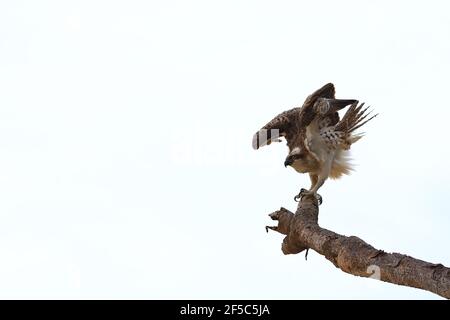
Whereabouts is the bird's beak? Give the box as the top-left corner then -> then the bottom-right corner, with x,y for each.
284,158 -> 293,167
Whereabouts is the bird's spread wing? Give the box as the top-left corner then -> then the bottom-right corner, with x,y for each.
335,102 -> 377,134
298,83 -> 336,128
300,83 -> 358,129
252,83 -> 335,150
252,83 -> 357,151
320,101 -> 377,150
252,107 -> 301,150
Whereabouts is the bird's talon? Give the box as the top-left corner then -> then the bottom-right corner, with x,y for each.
294,189 -> 323,205
316,194 -> 323,205
294,188 -> 308,202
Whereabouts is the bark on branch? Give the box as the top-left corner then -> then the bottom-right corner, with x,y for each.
266,196 -> 450,299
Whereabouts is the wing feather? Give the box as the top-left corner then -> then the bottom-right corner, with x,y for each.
252,107 -> 300,149
253,83 -> 336,150
252,83 -> 361,152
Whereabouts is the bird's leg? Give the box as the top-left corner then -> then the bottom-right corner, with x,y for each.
309,173 -> 318,190
295,159 -> 331,204
307,175 -> 326,205
309,173 -> 322,204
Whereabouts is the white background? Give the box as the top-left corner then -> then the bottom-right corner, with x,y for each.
0,0 -> 449,299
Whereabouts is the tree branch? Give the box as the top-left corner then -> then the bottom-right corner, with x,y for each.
266,196 -> 450,299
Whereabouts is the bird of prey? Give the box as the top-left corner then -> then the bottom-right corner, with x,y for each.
252,83 -> 376,204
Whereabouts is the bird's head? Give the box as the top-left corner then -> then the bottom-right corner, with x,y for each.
284,147 -> 307,168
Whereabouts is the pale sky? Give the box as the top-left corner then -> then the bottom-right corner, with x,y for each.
0,0 -> 449,299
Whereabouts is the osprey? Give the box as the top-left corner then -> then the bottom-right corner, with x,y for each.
252,83 -> 376,204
